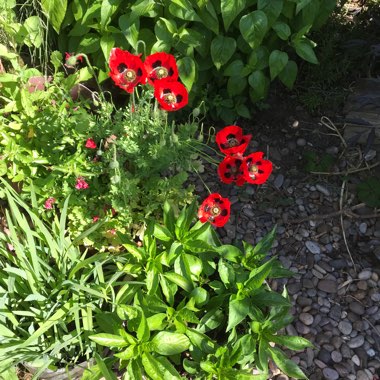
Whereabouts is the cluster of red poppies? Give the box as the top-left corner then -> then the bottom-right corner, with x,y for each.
109,48 -> 188,112
198,126 -> 273,228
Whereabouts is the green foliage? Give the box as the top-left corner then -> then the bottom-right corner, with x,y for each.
1,0 -> 336,123
357,177 -> 380,208
0,179 -> 119,373
303,150 -> 335,172
0,51 -> 202,246
88,201 -> 309,379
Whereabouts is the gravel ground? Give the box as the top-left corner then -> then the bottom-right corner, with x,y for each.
193,110 -> 380,380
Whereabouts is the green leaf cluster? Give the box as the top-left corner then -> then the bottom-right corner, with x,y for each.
1,0 -> 337,122
87,201 -> 311,379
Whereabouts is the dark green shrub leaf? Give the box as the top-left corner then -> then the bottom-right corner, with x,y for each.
244,226 -> 276,266
258,0 -> 283,27
248,47 -> 270,70
224,60 -> 248,77
269,334 -> 314,350
196,2 -> 219,34
221,0 -> 246,31
227,76 -> 247,97
154,18 -> 174,46
278,60 -> 298,89
211,35 -> 236,70
252,289 -> 290,308
357,178 -> 380,207
215,244 -> 243,263
186,328 -> 216,354
178,56 -> 196,91
119,14 -> 140,50
89,333 -> 129,348
239,11 -> 268,49
100,34 -> 115,61
152,332 -> 190,356
272,21 -> 291,40
41,0 -> 67,33
130,0 -> 156,22
236,103 -> 251,119
257,339 -> 269,372
183,359 -> 198,375
244,257 -> 276,291
227,296 -> 250,331
79,33 -> 101,54
269,50 -> 288,80
296,0 -> 313,15
248,70 -> 269,101
293,37 -> 318,64
101,0 -> 120,29
268,346 -> 308,379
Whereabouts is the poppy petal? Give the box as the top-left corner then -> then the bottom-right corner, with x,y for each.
216,125 -> 252,155
198,193 -> 231,227
144,52 -> 179,85
154,80 -> 188,112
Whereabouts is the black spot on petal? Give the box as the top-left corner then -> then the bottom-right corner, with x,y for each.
168,67 -> 174,76
137,68 -> 142,77
235,159 -> 242,167
258,169 -> 264,174
247,158 -> 252,164
226,164 -> 231,169
224,173 -> 231,178
117,63 -> 128,72
256,161 -> 262,166
226,134 -> 236,139
163,88 -> 171,94
221,209 -> 228,216
152,60 -> 162,68
176,94 -> 183,103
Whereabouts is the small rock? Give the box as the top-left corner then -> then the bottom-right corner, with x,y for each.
348,335 -> 365,349
358,270 -> 372,280
274,174 -> 284,188
322,367 -> 339,380
306,241 -> 321,254
352,354 -> 361,366
356,370 -> 371,380
318,279 -> 337,293
338,320 -> 353,335
316,184 -> 330,196
331,351 -> 342,363
299,312 -> 314,326
359,222 -> 367,234
333,362 -> 349,377
296,138 -> 306,146
349,301 -> 365,315
287,282 -> 301,295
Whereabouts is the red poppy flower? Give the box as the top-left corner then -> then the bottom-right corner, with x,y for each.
218,155 -> 246,186
85,138 -> 97,149
198,193 -> 231,227
243,152 -> 273,185
215,126 -> 252,155
109,48 -> 147,93
153,79 -> 188,112
144,52 -> 178,86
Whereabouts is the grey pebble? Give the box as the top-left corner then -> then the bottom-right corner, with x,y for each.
338,320 -> 353,335
316,184 -> 330,196
306,241 -> 321,254
322,367 -> 339,380
318,279 -> 338,293
348,335 -> 365,349
274,174 -> 284,188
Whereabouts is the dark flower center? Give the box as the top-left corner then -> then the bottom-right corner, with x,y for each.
248,164 -> 259,179
156,67 -> 168,79
162,90 -> 176,105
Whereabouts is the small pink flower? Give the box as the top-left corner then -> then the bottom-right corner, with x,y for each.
44,197 -> 56,209
92,216 -> 99,222
75,177 -> 89,190
65,52 -> 83,68
85,138 -> 97,149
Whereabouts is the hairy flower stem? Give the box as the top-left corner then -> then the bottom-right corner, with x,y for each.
81,53 -> 105,102
192,165 -> 212,195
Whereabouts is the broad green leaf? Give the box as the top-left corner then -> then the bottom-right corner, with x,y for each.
147,313 -> 167,331
218,259 -> 235,287
278,60 -> 297,89
130,0 -> 156,22
119,14 -> 140,50
163,201 -> 176,235
152,332 -> 190,355
190,287 -> 209,307
23,16 -> 43,48
268,346 -> 308,379
245,256 -> 276,291
258,0 -> 283,27
248,70 -> 269,101
227,76 -> 247,97
227,296 -> 250,331
257,339 -> 269,372
239,11 -> 268,49
269,50 -> 288,80
253,290 -> 290,308
186,327 -> 215,353
79,33 -> 101,54
216,244 -> 243,263
296,0 -> 312,14
160,274 -> 175,305
210,35 -> 236,70
196,2 -> 219,34
41,0 -> 67,33
244,226 -> 277,266
94,353 -> 118,380
236,104 -> 251,119
269,334 -> 314,350
154,19 -> 173,46
248,46 -> 270,70
293,37 -> 319,64
272,21 -> 291,40
101,0 -> 120,29
177,56 -> 196,91
221,0 -> 246,31
164,271 -> 193,292
224,60 -> 246,77
154,224 -> 174,242
142,352 -> 181,380
100,34 -> 115,62
89,333 -> 130,348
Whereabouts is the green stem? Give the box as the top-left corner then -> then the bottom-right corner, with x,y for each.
81,53 -> 104,101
